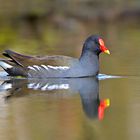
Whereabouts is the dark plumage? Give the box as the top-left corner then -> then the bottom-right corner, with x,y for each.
0,35 -> 110,78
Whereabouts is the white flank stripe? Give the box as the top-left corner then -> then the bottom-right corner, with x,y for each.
28,66 -> 36,71
33,83 -> 40,90
28,83 -> 36,88
41,65 -> 49,70
59,84 -> 69,89
47,84 -> 69,90
47,65 -> 70,70
28,65 -> 70,72
41,84 -> 49,91
0,61 -> 12,69
47,85 -> 59,90
27,83 -> 69,91
33,65 -> 41,70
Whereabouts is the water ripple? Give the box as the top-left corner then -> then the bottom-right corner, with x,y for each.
98,74 -> 122,80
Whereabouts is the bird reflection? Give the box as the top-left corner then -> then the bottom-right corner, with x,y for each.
0,77 -> 110,120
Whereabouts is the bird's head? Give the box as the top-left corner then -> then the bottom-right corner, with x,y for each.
83,35 -> 110,55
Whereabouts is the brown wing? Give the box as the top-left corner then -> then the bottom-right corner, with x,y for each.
3,50 -> 78,67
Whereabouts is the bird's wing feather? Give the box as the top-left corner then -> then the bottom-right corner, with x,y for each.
3,50 -> 78,67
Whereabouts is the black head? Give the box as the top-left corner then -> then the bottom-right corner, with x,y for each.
82,35 -> 110,55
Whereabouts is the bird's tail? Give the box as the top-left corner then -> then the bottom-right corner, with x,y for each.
0,59 -> 27,77
0,59 -> 13,70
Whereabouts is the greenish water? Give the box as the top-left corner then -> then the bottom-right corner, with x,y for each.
0,22 -> 140,140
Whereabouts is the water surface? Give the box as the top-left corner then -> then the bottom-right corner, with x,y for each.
0,22 -> 140,140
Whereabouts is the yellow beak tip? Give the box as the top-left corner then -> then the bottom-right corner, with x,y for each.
105,99 -> 110,107
104,50 -> 110,55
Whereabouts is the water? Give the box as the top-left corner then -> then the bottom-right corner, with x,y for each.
0,74 -> 140,140
0,22 -> 140,140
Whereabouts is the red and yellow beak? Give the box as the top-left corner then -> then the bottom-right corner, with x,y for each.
99,38 -> 110,54
98,99 -> 110,120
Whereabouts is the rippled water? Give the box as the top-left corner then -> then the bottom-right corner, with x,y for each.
0,23 -> 140,140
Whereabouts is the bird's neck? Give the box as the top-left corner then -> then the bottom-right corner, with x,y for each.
79,50 -> 99,62
79,50 -> 99,76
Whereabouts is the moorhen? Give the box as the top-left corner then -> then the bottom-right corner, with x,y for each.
0,35 -> 110,78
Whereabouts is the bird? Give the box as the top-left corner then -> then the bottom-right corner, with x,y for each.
0,35 -> 110,78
